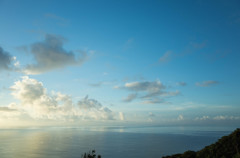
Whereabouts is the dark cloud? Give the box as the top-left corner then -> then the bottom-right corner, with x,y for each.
24,34 -> 87,74
0,47 -> 12,71
196,80 -> 219,87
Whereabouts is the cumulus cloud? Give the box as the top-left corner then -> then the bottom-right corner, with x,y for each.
116,80 -> 180,104
78,95 -> 114,120
195,80 -> 219,87
122,93 -> 137,102
24,34 -> 87,74
11,76 -> 46,104
6,76 -> 117,121
0,47 -> 13,71
159,51 -> 172,63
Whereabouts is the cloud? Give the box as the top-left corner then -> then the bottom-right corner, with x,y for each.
213,115 -> 240,120
177,114 -> 184,121
88,82 -> 103,87
24,34 -> 87,74
78,95 -> 103,110
78,95 -> 115,120
0,107 -> 18,112
122,93 -> 137,102
123,38 -> 134,50
7,76 -> 118,121
119,112 -> 125,121
190,41 -> 207,49
194,115 -> 240,121
124,80 -> 165,93
148,112 -> 155,117
0,47 -> 13,71
116,80 -> 180,104
177,82 -> 187,86
195,116 -> 210,121
45,13 -> 69,26
159,51 -> 172,63
195,80 -> 219,87
142,98 -> 166,104
11,76 -> 46,104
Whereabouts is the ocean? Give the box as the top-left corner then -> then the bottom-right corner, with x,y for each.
0,126 -> 234,158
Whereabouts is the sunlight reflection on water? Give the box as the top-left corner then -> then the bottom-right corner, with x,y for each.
0,126 -> 234,158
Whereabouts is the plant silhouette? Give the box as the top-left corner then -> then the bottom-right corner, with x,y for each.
81,150 -> 101,158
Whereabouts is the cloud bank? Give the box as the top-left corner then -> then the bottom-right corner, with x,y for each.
1,76 -> 118,122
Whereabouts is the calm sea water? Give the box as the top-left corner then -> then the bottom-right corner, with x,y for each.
0,126 -> 235,158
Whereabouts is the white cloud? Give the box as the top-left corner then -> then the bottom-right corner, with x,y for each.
24,34 -> 87,74
5,76 -> 119,122
11,76 -> 46,104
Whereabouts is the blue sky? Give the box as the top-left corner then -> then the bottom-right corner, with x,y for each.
0,0 -> 240,127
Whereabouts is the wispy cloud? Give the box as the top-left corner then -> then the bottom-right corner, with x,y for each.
159,51 -> 172,63
88,82 -> 103,87
45,13 -> 70,26
123,38 -> 134,50
195,115 -> 240,121
176,82 -> 187,86
122,93 -> 137,102
115,80 -> 180,104
195,80 -> 219,87
24,34 -> 88,74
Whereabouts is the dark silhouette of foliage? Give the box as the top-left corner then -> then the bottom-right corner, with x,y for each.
163,128 -> 240,158
81,150 -> 101,158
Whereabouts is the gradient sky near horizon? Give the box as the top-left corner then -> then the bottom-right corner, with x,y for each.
0,0 -> 240,127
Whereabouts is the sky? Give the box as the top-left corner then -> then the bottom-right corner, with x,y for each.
0,0 -> 240,128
